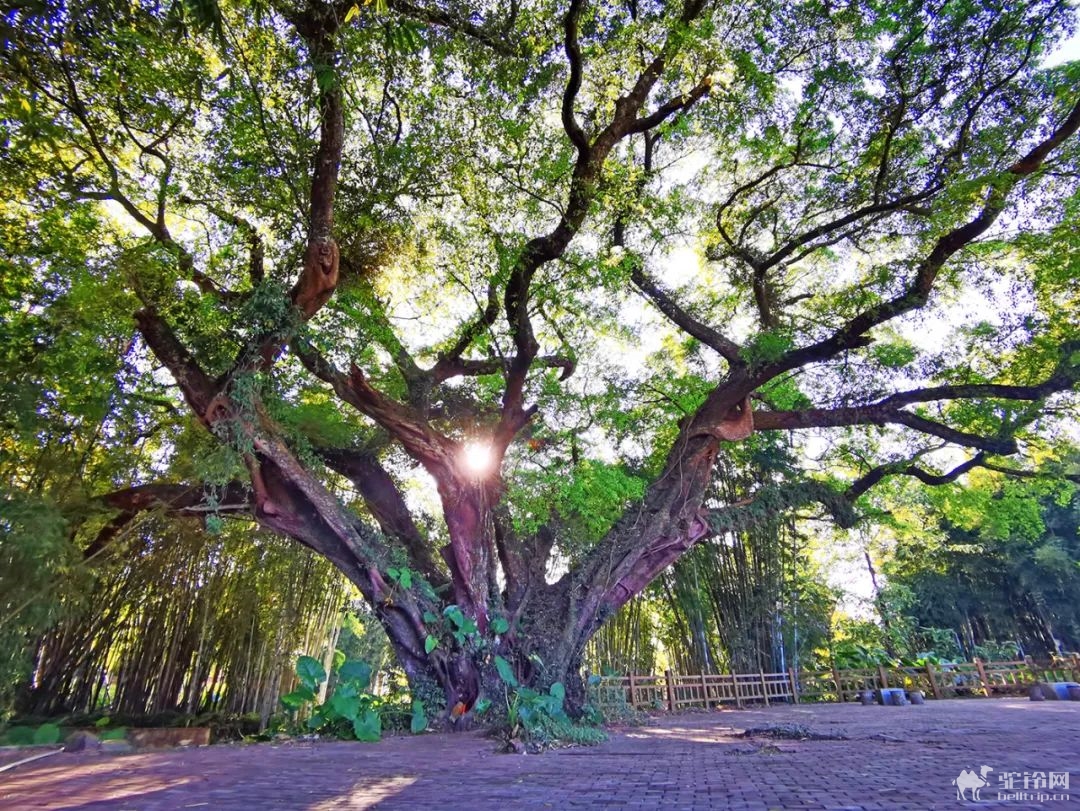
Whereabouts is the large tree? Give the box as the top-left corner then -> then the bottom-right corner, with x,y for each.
3,0 -> 1079,718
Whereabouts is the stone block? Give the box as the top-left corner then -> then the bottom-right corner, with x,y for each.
127,727 -> 211,748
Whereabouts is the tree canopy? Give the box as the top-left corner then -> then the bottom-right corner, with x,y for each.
2,0 -> 1079,718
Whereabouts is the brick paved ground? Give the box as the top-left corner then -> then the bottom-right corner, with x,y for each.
1,698 -> 1076,810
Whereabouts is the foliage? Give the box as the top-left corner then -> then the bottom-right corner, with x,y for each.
883,466 -> 1080,657
1,0 -> 1078,717
20,515 -> 351,722
583,673 -> 644,726
492,662 -> 605,751
0,722 -> 61,746
0,489 -> 83,716
281,655 -> 385,742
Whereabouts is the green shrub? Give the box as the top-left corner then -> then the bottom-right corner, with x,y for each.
280,655 -> 388,742
492,658 -> 607,751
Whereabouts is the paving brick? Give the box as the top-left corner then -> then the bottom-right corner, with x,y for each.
0,699 -> 1076,810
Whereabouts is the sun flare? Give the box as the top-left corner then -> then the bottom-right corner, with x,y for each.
461,442 -> 495,476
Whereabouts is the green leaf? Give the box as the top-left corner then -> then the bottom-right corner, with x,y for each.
32,723 -> 61,745
94,716 -> 111,728
3,727 -> 33,746
344,4 -> 359,23
549,682 -> 565,701
424,634 -> 438,654
494,654 -> 517,687
473,697 -> 492,715
338,659 -> 372,691
444,605 -> 466,628
410,700 -> 428,734
330,691 -> 362,721
352,709 -> 381,742
491,616 -> 509,635
334,681 -> 359,699
99,727 -> 127,741
280,686 -> 316,709
296,655 -> 326,690
398,568 -> 412,589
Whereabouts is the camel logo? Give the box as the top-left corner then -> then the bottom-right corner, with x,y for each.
953,766 -> 993,801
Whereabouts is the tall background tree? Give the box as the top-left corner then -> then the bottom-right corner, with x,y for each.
2,0 -> 1078,719
879,458 -> 1080,657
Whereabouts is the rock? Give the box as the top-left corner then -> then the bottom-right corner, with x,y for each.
1030,685 -> 1046,701
100,739 -> 134,755
1039,682 -> 1080,701
1067,686 -> 1080,702
127,727 -> 211,748
876,687 -> 906,705
63,731 -> 100,753
908,691 -> 925,705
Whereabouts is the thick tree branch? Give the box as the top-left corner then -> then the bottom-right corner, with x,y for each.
133,308 -> 218,419
754,347 -> 1080,453
85,481 -> 252,560
877,351 -> 1080,407
602,479 -> 857,615
561,0 -> 589,159
386,0 -> 520,56
498,0 -> 711,451
627,73 -> 713,135
845,452 -> 988,501
433,354 -> 576,384
319,447 -> 448,588
753,406 -> 1016,454
760,94 -> 1080,379
294,342 -> 458,477
631,264 -> 743,363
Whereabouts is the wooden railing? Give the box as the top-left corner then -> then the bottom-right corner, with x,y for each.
588,655 -> 1080,713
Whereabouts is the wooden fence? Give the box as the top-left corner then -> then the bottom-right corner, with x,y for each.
588,655 -> 1080,714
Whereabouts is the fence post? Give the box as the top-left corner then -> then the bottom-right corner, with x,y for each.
877,664 -> 889,689
1072,653 -> 1080,682
664,669 -> 676,713
925,663 -> 943,700
628,672 -> 638,709
700,672 -> 710,709
759,670 -> 770,706
832,665 -> 844,703
733,671 -> 743,709
1024,655 -> 1040,685
973,657 -> 989,696
788,668 -> 800,704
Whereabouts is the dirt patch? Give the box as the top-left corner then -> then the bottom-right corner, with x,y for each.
740,723 -> 848,741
